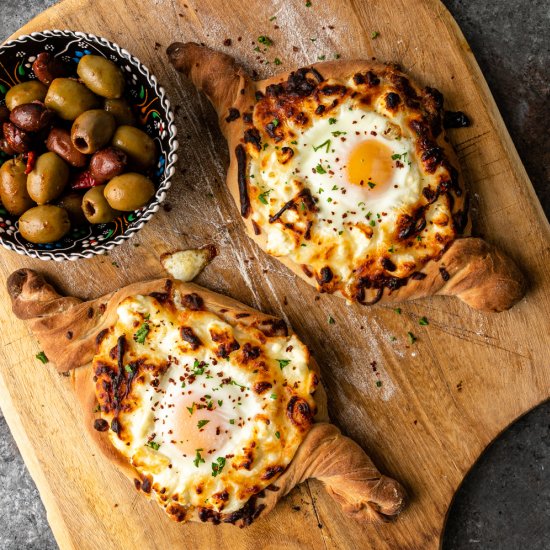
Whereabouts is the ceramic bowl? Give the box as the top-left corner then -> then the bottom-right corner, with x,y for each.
0,29 -> 178,261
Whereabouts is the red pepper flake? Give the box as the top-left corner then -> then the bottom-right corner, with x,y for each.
71,170 -> 100,190
24,151 -> 36,175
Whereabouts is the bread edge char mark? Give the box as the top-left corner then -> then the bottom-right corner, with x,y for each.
166,42 -> 526,312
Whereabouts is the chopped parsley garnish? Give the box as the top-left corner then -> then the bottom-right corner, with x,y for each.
229,419 -> 235,425
124,364 -> 133,373
211,457 -> 226,477
258,189 -> 271,204
327,197 -> 333,203
231,380 -> 247,389
331,130 -> 347,137
313,139 -> 331,153
197,419 -> 210,430
270,394 -> 277,400
328,117 -> 337,125
187,404 -> 195,415
394,308 -> 402,314
419,316 -> 429,326
328,315 -> 335,325
258,35 -> 273,47
318,55 -> 326,60
277,359 -> 291,370
388,245 -> 395,253
192,359 -> 206,375
408,332 -> 417,344
315,163 -> 327,174
274,57 -> 282,65
367,181 -> 376,189
93,404 -> 101,413
269,15 -> 277,21
271,118 -> 280,127
147,441 -> 160,451
305,0 -> 312,6
290,139 -> 298,145
275,431 -> 280,439
376,380 -> 383,387
371,31 -> 380,39
318,188 -> 324,194
134,322 -> 150,344
332,185 -> 339,190
193,449 -> 205,468
35,351 -> 48,364
217,400 -> 223,406
417,235 -> 423,241
369,219 -> 376,227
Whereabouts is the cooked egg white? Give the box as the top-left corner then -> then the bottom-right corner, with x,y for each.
93,291 -> 317,521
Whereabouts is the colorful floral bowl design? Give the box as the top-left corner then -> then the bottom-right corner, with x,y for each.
0,30 -> 178,261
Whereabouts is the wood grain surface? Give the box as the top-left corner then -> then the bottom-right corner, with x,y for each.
0,1 -> 548,549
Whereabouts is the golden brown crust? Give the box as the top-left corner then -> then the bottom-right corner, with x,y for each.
167,43 -> 525,311
7,268 -> 402,524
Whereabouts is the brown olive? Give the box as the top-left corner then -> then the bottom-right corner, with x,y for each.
104,98 -> 136,126
3,122 -> 32,153
32,52 -> 67,85
19,205 -> 70,243
0,159 -> 34,215
71,109 -> 116,154
56,192 -> 87,226
104,173 -> 155,211
45,78 -> 100,121
5,81 -> 48,111
82,185 -> 119,223
0,139 -> 15,155
46,127 -> 88,168
9,103 -> 55,132
89,147 -> 127,183
77,55 -> 125,99
111,125 -> 155,170
27,151 -> 69,204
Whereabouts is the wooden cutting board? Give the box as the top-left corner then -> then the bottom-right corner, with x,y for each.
1,1 -> 548,548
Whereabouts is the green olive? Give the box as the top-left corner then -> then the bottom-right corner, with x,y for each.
104,173 -> 155,211
45,78 -> 100,120
71,110 -> 116,154
104,98 -> 136,126
19,205 -> 70,243
5,81 -> 48,111
27,152 -> 69,204
112,126 -> 155,170
0,159 -> 34,215
82,185 -> 119,223
56,192 -> 87,226
77,55 -> 125,99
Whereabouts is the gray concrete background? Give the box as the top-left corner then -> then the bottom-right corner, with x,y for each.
0,1 -> 548,548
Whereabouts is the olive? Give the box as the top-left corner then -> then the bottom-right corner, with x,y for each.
71,109 -> 116,154
9,103 -> 55,132
77,55 -> 125,99
104,173 -> 155,211
82,185 -> 119,223
5,81 -> 48,111
89,147 -> 127,183
0,158 -> 34,215
45,78 -> 99,121
27,151 -> 69,204
57,192 -> 87,226
0,139 -> 15,155
19,205 -> 70,243
104,98 -> 136,126
32,52 -> 67,85
112,125 -> 155,170
46,127 -> 88,168
3,122 -> 32,153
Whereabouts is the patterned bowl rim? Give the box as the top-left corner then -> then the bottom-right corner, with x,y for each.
0,29 -> 179,262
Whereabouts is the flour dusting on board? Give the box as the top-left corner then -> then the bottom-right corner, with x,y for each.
194,0 -> 341,77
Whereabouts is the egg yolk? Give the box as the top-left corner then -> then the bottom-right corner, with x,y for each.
161,392 -> 232,457
347,140 -> 394,192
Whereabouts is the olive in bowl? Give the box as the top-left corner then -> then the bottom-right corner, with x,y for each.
0,30 -> 177,260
